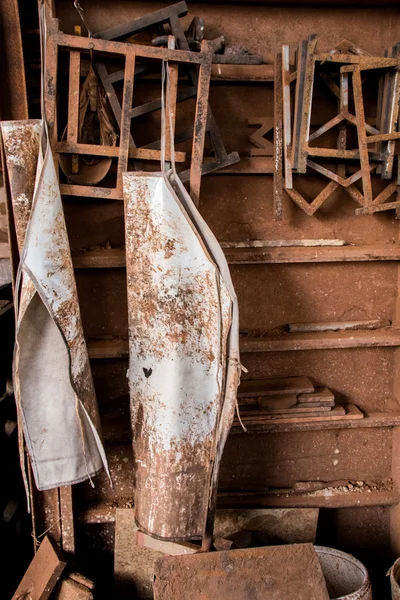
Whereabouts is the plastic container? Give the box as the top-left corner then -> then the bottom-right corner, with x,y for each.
315,546 -> 372,600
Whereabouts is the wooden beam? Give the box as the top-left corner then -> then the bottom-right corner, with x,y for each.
86,328 -> 400,359
72,244 -> 400,268
240,328 -> 400,352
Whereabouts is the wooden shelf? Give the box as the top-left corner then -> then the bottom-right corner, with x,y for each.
240,328 -> 400,352
80,484 -> 399,524
224,243 -> 400,264
230,410 -> 400,434
87,328 -> 400,359
216,488 -> 400,510
73,243 -> 400,269
102,409 -> 400,446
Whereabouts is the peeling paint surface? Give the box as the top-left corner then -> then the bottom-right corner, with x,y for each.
5,120 -> 107,490
123,172 -> 240,540
1,120 -> 42,250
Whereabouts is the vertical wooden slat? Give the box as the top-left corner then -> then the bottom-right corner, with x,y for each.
67,51 -> 80,143
274,52 -> 284,221
297,34 -> 317,173
59,485 -> 75,556
165,36 -> 179,162
44,35 -> 58,146
189,43 -> 212,207
117,52 -> 136,188
291,39 -> 307,169
352,67 -> 373,206
282,44 -> 293,190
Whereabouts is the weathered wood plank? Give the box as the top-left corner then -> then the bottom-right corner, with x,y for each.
11,536 -> 66,600
239,377 -> 314,398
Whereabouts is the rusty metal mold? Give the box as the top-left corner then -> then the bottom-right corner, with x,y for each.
123,171 -> 239,540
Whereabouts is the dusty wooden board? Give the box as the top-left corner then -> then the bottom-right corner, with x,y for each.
11,536 -> 67,600
257,394 -> 297,410
238,377 -> 314,398
114,509 -> 164,599
233,404 -> 362,427
72,244 -> 400,270
243,405 -> 338,418
153,543 -> 329,599
213,508 -> 319,544
240,329 -> 400,352
255,403 -> 334,415
298,387 -> 335,404
289,319 -> 389,333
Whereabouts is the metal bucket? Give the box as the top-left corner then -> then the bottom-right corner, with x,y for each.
315,546 -> 372,600
389,557 -> 400,599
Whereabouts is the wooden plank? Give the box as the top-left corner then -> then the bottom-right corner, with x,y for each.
255,402 -> 335,415
297,35 -> 318,172
11,536 -> 67,600
257,394 -> 298,410
240,328 -> 400,352
221,239 -> 346,248
274,52 -> 284,220
189,41 -> 212,206
67,51 -> 80,144
234,404 -> 359,426
292,39 -> 307,169
240,405 -> 343,420
94,1 -> 188,40
282,44 -> 293,189
79,468 -> 400,524
288,319 -> 389,333
55,32 -> 206,66
55,142 -> 186,162
71,244 -> 400,269
224,243 -> 400,263
238,377 -> 314,398
72,249 -> 126,268
60,184 -> 124,200
211,63 -> 274,81
217,487 -> 399,510
59,486 -> 75,556
352,68 -> 373,205
88,338 -> 129,359
87,329 -> 400,358
165,44 -> 179,162
297,387 -> 335,404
